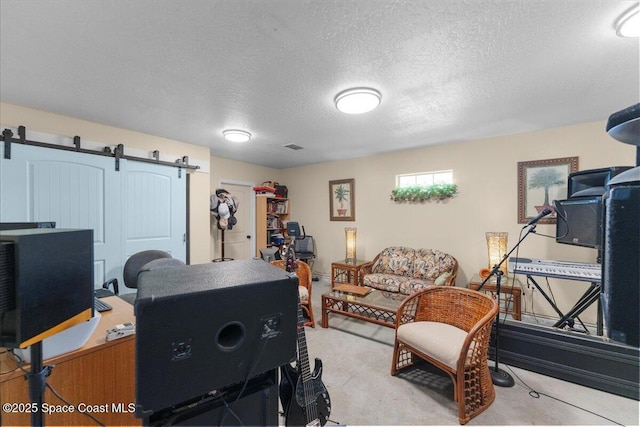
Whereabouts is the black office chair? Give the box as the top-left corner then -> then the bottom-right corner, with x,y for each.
286,222 -> 317,279
119,250 -> 185,304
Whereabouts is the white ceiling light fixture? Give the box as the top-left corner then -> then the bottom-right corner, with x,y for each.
222,129 -> 251,142
335,87 -> 382,114
616,5 -> 639,38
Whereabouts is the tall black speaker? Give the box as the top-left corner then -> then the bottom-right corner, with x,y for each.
602,184 -> 640,347
134,259 -> 298,419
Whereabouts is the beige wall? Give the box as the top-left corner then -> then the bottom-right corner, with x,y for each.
0,101 -> 212,264
280,121 -> 635,324
3,100 -> 632,324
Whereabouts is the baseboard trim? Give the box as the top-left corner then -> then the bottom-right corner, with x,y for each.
493,320 -> 639,400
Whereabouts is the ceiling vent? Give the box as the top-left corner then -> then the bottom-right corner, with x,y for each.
283,143 -> 304,150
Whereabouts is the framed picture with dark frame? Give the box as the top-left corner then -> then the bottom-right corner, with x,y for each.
517,157 -> 579,224
329,178 -> 355,221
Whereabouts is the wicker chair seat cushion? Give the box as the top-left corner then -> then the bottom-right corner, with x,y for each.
299,285 -> 309,303
397,321 -> 467,370
362,273 -> 411,293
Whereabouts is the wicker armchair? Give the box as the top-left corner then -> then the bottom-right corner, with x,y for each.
270,260 -> 315,327
391,286 -> 498,424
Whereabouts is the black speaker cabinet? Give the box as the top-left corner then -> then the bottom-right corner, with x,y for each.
0,228 -> 94,348
134,259 -> 298,418
602,184 -> 640,348
146,370 -> 279,426
567,167 -> 633,198
555,197 -> 603,249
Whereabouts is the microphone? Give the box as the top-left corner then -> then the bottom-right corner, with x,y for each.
526,208 -> 553,226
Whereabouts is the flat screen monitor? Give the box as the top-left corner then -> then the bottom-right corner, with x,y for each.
286,221 -> 301,238
259,247 -> 281,262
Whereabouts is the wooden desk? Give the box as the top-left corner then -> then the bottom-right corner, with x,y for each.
331,259 -> 368,289
0,296 -> 139,426
469,274 -> 522,321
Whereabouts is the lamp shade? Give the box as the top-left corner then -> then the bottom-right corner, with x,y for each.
345,227 -> 357,263
486,232 -> 508,276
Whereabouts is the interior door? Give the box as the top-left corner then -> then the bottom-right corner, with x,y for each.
0,143 -> 121,287
0,140 -> 187,292
217,182 -> 252,260
122,159 -> 187,263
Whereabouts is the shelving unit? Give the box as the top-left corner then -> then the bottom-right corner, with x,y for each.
256,195 -> 289,257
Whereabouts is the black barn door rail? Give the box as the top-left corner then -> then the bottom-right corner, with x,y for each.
2,125 -> 200,173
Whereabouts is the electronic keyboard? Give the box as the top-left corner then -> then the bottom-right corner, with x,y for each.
508,257 -> 601,282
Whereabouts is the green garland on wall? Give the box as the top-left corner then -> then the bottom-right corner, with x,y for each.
390,183 -> 458,202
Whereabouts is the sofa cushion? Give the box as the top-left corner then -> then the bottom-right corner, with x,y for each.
434,271 -> 452,286
362,273 -> 411,293
298,286 -> 309,303
397,321 -> 467,369
399,279 -> 434,295
413,249 -> 456,280
372,247 -> 415,276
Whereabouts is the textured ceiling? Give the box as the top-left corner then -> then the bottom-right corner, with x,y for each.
1,0 -> 638,169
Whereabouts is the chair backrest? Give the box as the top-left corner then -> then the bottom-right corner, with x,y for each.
270,259 -> 311,290
286,221 -> 301,239
414,287 -> 497,332
123,250 -> 172,289
293,236 -> 315,254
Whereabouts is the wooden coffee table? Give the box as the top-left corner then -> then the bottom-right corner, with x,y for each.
321,287 -> 406,328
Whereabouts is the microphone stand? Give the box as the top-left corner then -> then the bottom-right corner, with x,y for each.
477,223 -> 539,387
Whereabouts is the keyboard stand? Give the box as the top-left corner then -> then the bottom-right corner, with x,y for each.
553,282 -> 602,335
525,275 -> 603,335
525,275 -> 572,328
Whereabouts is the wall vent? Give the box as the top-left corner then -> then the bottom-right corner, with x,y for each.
283,144 -> 304,150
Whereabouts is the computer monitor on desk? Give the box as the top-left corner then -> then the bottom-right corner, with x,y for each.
0,228 -> 94,348
259,246 -> 281,262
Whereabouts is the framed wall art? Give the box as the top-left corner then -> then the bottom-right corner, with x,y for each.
517,157 -> 578,224
329,178 -> 355,221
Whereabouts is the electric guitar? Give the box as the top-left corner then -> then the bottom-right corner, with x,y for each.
280,248 -> 331,427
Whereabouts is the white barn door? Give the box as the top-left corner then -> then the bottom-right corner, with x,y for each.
0,142 -> 187,291
122,159 -> 186,262
0,143 -> 121,286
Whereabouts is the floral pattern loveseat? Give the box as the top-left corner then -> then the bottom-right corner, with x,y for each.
359,247 -> 458,295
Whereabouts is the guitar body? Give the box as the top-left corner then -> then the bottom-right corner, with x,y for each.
281,246 -> 331,426
280,357 -> 331,427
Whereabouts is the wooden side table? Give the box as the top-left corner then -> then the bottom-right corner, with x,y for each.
469,274 -> 522,321
331,259 -> 368,289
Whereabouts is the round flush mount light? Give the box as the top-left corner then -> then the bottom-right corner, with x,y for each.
222,129 -> 251,143
334,87 -> 382,114
616,4 -> 639,38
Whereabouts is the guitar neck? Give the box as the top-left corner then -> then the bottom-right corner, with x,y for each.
287,246 -> 322,426
296,302 -> 312,382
